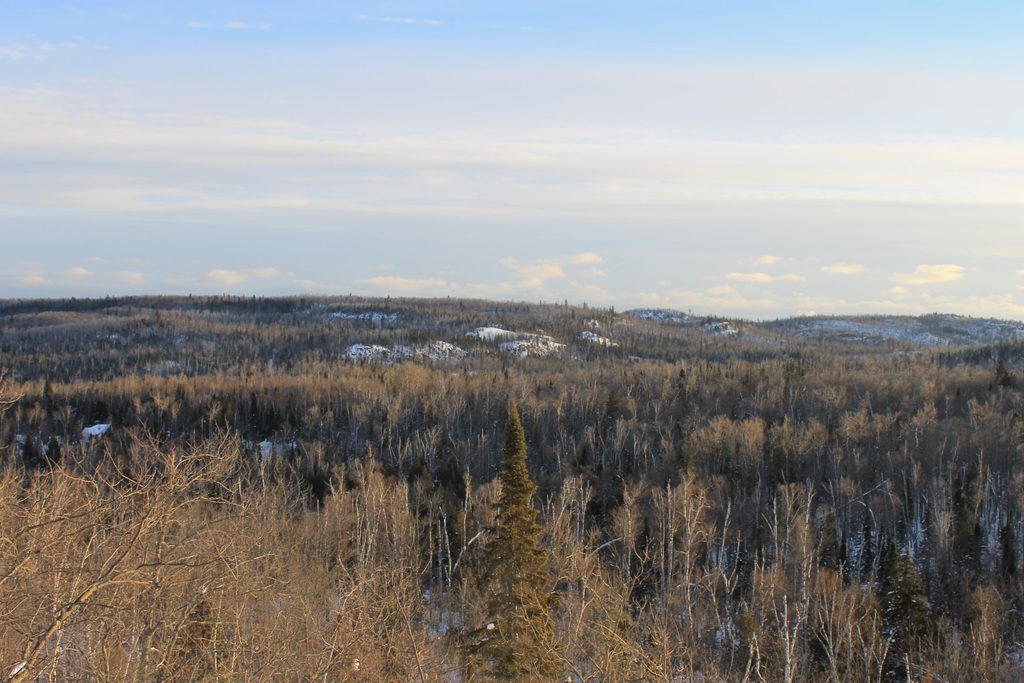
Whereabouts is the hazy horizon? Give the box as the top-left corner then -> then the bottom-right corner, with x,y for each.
3,2 -> 1024,319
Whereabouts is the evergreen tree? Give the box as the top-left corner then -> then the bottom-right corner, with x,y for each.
878,541 -> 929,680
859,513 -> 875,582
953,473 -> 981,579
994,356 -> 1014,388
21,436 -> 42,470
999,522 -> 1017,582
468,401 -> 558,680
44,436 -> 62,466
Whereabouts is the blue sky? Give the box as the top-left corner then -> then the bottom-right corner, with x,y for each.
3,1 -> 1024,318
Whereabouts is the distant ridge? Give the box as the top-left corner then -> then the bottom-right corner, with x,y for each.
625,309 -> 1024,347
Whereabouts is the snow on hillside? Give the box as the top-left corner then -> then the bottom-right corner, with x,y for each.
626,309 -> 691,324
332,310 -> 401,326
781,315 -> 1024,346
467,326 -> 564,357
255,439 -> 297,461
703,320 -> 738,337
579,330 -> 618,347
499,337 -> 565,358
412,341 -> 468,361
345,344 -> 398,363
466,326 -> 519,341
82,423 -> 111,441
344,341 -> 468,364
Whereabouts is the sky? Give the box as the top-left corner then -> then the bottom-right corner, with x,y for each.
2,1 -> 1024,319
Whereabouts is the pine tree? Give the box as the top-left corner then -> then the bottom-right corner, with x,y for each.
468,401 -> 558,681
859,513 -> 875,582
878,541 -> 929,681
1000,522 -> 1017,581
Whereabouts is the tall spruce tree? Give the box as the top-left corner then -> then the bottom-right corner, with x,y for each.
878,541 -> 929,681
469,400 -> 558,680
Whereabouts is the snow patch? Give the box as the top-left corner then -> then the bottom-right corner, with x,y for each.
704,320 -> 738,337
344,344 -> 398,363
499,336 -> 565,358
255,439 -> 298,461
344,341 -> 467,364
333,310 -> 401,326
781,315 -> 1024,346
413,341 -> 468,361
579,330 -> 618,347
466,326 -> 519,341
82,423 -> 111,441
626,309 -> 691,324
467,326 -> 564,357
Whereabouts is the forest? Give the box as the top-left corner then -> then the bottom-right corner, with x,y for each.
1,295 -> 1022,681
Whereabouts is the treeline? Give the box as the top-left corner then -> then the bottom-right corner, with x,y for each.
0,297 -> 1022,680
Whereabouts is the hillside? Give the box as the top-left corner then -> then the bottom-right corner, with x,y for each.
1,296 -> 1023,680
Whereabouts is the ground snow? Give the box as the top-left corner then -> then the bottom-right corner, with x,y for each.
788,315 -> 1024,346
466,326 -> 519,341
498,336 -> 565,358
82,423 -> 111,441
626,309 -> 690,324
579,330 -> 618,347
466,326 -> 564,357
344,341 -> 467,364
332,310 -> 401,326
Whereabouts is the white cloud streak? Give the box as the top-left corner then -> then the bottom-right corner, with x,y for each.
501,253 -> 604,288
356,276 -> 448,292
205,268 -> 280,287
726,272 -> 806,283
4,88 -> 1024,220
358,16 -> 444,26
0,42 -> 79,61
186,21 -> 270,30
821,263 -> 865,275
114,271 -> 145,285
893,264 -> 966,286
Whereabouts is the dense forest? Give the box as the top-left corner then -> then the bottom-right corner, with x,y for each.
1,295 -> 1023,681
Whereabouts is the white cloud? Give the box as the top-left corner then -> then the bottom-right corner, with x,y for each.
821,263 -> 865,275
893,264 -> 965,286
187,20 -> 270,30
567,281 -> 610,301
0,42 -> 78,61
579,268 -> 606,278
203,267 -> 280,286
295,278 -> 344,292
206,269 -> 246,286
563,252 -> 604,265
356,276 -> 448,292
65,267 -> 93,278
359,15 -> 444,26
500,253 -> 604,288
18,273 -> 50,285
890,286 -> 910,295
637,285 -> 780,315
247,267 -> 280,278
114,271 -> 145,285
1016,269 -> 1024,276
752,255 -> 781,265
223,21 -> 271,31
726,272 -> 806,283
5,83 -> 1024,220
501,259 -> 565,282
